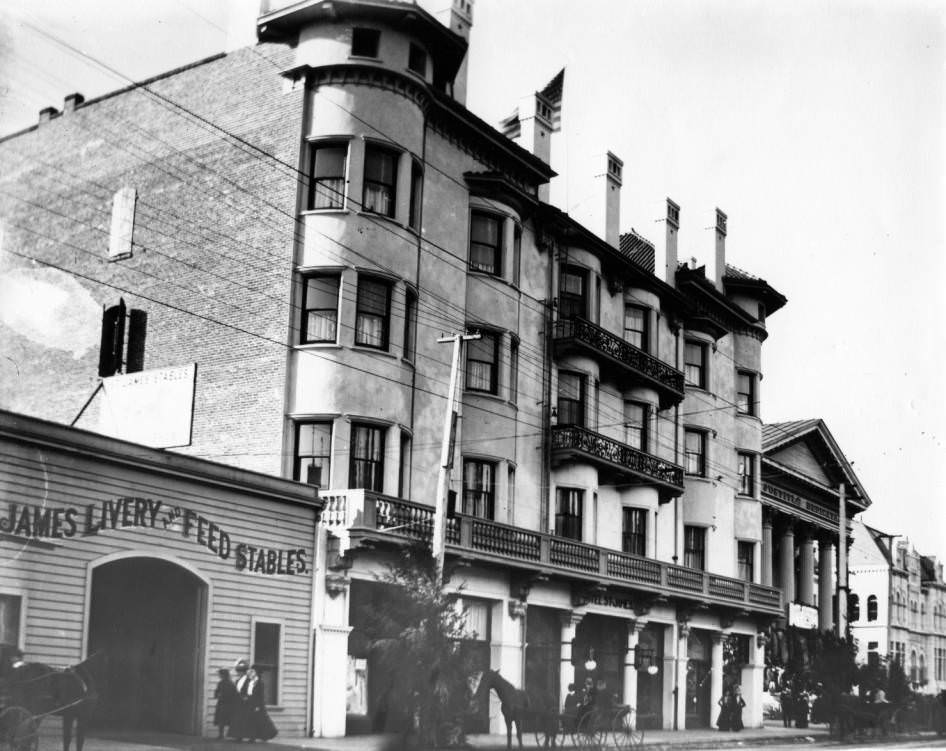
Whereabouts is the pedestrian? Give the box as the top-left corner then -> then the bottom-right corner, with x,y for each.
244,665 -> 278,742
229,659 -> 253,741
213,667 -> 237,739
779,681 -> 793,728
730,685 -> 746,731
716,687 -> 732,731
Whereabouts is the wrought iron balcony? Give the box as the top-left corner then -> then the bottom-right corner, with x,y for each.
551,425 -> 684,497
320,490 -> 783,616
553,318 -> 685,407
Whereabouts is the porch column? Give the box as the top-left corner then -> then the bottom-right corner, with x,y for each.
798,530 -> 815,606
742,633 -> 766,729
819,536 -> 835,631
761,511 -> 774,587
491,600 -> 525,733
560,611 -> 584,711
674,621 -> 689,730
710,633 -> 725,728
779,523 -> 796,605
623,620 -> 646,728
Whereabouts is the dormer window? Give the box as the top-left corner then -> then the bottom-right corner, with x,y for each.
352,27 -> 380,58
408,43 -> 427,75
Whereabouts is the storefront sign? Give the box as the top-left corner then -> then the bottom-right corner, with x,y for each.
0,499 -> 307,575
574,593 -> 636,610
787,602 -> 818,630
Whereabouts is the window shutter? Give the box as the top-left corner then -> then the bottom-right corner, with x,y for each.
109,187 -> 137,260
98,299 -> 126,377
126,309 -> 148,373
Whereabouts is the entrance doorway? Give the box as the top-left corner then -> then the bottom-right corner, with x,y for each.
87,557 -> 206,733
684,630 -> 712,728
524,606 -> 561,728
635,624 -> 663,730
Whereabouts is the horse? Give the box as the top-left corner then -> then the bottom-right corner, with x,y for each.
472,670 -> 557,751
1,651 -> 100,751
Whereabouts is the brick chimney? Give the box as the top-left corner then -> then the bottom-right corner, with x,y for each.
665,198 -> 680,286
39,106 -> 59,124
436,0 -> 473,105
714,207 -> 727,291
63,93 -> 85,114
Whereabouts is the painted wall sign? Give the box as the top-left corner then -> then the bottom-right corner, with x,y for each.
787,602 -> 818,630
0,498 -> 307,575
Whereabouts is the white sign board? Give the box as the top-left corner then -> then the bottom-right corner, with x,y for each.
99,364 -> 196,448
787,602 -> 819,630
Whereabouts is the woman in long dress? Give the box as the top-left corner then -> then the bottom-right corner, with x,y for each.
730,686 -> 746,731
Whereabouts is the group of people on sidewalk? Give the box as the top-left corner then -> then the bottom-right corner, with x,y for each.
213,659 -> 278,742
716,685 -> 747,732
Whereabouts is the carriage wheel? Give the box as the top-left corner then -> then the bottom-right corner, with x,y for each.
0,707 -> 39,751
576,710 -> 605,751
610,707 -> 644,749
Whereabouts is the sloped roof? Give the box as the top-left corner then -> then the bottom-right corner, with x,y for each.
618,230 -> 656,273
723,263 -> 787,316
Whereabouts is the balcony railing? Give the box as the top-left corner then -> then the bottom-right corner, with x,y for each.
321,490 -> 783,615
551,425 -> 684,494
553,318 -> 685,406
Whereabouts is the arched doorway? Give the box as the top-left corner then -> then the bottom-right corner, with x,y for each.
87,556 -> 207,733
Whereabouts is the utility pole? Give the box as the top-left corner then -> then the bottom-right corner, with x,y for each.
433,331 -> 480,582
837,481 -> 848,638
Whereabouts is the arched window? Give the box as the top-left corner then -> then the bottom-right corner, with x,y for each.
849,593 -> 860,622
867,595 -> 878,622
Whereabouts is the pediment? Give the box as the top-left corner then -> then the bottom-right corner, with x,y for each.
769,439 -> 833,485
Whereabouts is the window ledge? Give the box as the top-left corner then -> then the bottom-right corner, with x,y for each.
348,55 -> 382,63
467,269 -> 510,285
736,413 -> 762,424
296,343 -> 342,351
108,252 -> 133,263
351,345 -> 399,360
301,208 -> 350,217
355,209 -> 403,228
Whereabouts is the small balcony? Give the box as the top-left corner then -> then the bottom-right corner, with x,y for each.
551,424 -> 684,498
552,317 -> 685,408
320,490 -> 783,616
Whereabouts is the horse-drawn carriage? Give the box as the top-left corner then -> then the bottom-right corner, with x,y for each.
0,644 -> 97,751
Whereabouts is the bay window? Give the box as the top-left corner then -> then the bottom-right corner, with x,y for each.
355,277 -> 390,349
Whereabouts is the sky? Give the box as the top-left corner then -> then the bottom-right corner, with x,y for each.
1,1 -> 944,558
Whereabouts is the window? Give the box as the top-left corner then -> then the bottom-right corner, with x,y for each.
737,452 -> 755,496
622,508 -> 647,556
308,143 -> 347,210
684,526 -> 706,570
737,541 -> 755,582
253,621 -> 281,705
684,340 -> 706,388
466,331 -> 499,394
462,459 -> 495,519
403,288 -> 417,361
470,212 -> 502,275
294,422 -> 332,487
351,27 -> 380,57
398,431 -> 411,498
868,642 -> 880,669
409,159 -> 423,230
559,265 -> 587,320
557,371 -> 585,427
350,423 -> 384,491
355,277 -> 390,349
363,144 -> 397,217
302,274 -> 340,343
624,304 -> 648,350
684,430 -> 705,476
849,593 -> 860,622
408,43 -> 427,75
736,371 -> 755,416
555,488 -> 583,541
867,595 -> 878,622
512,224 -> 522,287
509,339 -> 519,404
0,594 -> 22,646
624,401 -> 648,451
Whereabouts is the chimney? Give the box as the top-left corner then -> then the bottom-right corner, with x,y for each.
591,151 -> 622,248
437,0 -> 473,105
63,93 -> 85,114
517,92 -> 553,199
714,207 -> 727,291
39,106 -> 59,124
665,198 -> 680,286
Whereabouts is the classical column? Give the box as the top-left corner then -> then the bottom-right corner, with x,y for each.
779,523 -> 796,605
743,633 -> 766,729
491,600 -> 526,733
623,620 -> 647,728
560,611 -> 584,711
761,511 -> 774,587
710,632 -> 725,727
819,536 -> 835,631
675,621 -> 690,730
798,530 -> 815,606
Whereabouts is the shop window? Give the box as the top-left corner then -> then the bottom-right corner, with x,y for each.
555,487 -> 583,541
559,264 -> 587,320
623,304 -> 648,350
465,331 -> 499,394
294,422 -> 332,488
363,144 -> 398,217
622,508 -> 646,557
408,159 -> 423,230
684,340 -> 707,388
684,430 -> 706,476
737,541 -> 755,582
867,595 -> 878,622
351,27 -> 380,58
408,43 -> 427,75
355,277 -> 390,349
684,525 -> 706,570
462,459 -> 496,519
737,452 -> 755,496
350,423 -> 384,491
624,401 -> 648,451
253,621 -> 281,706
557,371 -> 585,427
736,371 -> 756,416
470,212 -> 502,275
403,288 -> 417,361
0,594 -> 22,646
308,142 -> 347,210
301,274 -> 340,343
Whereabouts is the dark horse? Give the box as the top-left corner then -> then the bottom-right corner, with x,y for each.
0,645 -> 100,751
473,670 -> 556,750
